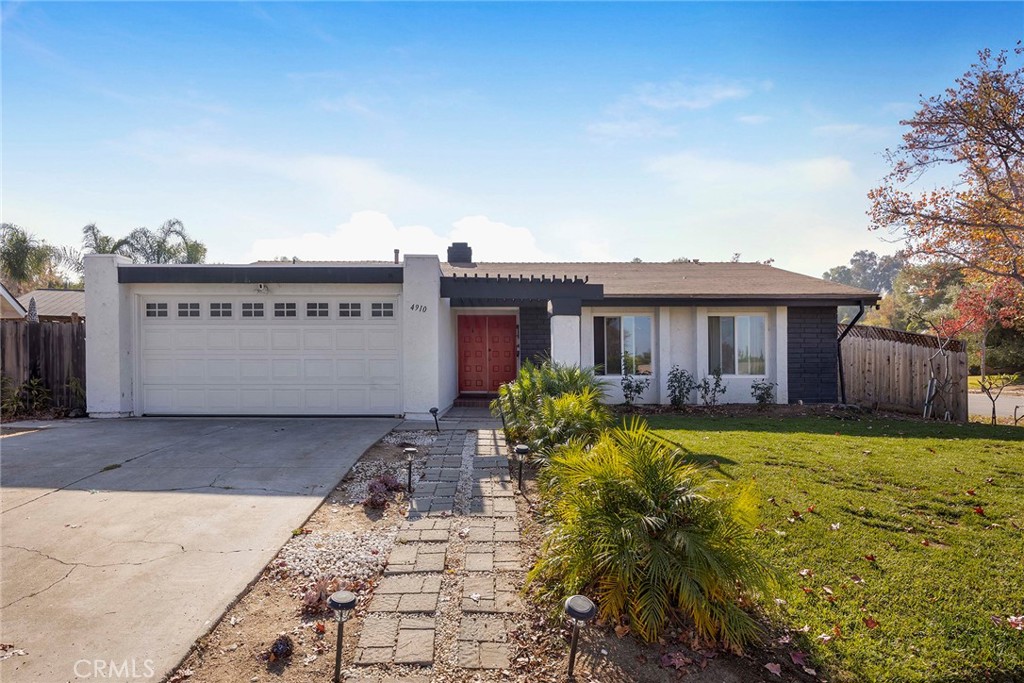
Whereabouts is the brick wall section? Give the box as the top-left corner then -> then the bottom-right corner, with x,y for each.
788,306 -> 839,404
518,306 -> 550,364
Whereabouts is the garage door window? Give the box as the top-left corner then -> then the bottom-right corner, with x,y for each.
241,302 -> 264,318
339,303 -> 361,318
210,303 -> 232,318
306,302 -> 329,318
145,303 -> 168,318
274,303 -> 297,318
178,303 -> 200,318
371,302 -> 394,318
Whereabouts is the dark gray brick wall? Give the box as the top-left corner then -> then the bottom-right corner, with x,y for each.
518,306 -> 550,364
788,306 -> 838,404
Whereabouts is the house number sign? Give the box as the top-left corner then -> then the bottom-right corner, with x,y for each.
410,304 -> 428,313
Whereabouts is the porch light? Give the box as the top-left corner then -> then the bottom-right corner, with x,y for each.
564,594 -> 596,679
328,590 -> 356,683
429,406 -> 439,431
514,444 -> 530,491
404,447 -> 417,494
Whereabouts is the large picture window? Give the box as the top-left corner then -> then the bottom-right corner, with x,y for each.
709,315 -> 766,375
594,315 -> 652,375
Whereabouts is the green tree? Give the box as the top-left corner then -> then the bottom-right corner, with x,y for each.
823,250 -> 905,294
64,219 -> 208,272
863,262 -> 963,332
0,224 -> 61,294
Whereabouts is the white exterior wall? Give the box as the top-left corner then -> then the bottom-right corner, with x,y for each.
578,304 -> 788,405
84,254 -> 133,417
549,315 -> 581,366
437,298 -> 457,412
401,255 -> 444,419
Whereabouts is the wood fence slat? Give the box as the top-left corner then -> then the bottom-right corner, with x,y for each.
0,320 -> 87,412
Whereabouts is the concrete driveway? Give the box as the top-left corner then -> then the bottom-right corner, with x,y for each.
0,417 -> 398,683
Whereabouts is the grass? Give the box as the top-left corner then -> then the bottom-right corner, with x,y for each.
968,374 -> 1024,390
646,414 -> 1024,683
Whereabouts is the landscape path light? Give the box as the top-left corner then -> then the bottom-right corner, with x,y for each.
328,589 -> 356,683
404,447 -> 417,494
564,594 -> 597,679
514,444 -> 530,491
429,406 -> 439,431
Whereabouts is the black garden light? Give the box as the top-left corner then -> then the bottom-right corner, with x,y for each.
429,406 -> 439,431
404,447 -> 417,494
564,594 -> 596,679
328,590 -> 356,683
514,444 -> 530,491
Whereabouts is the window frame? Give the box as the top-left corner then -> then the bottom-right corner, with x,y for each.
338,302 -> 362,318
209,302 -> 233,318
177,302 -> 200,318
593,313 -> 654,376
371,302 -> 395,319
274,302 -> 297,318
241,302 -> 265,318
707,313 -> 768,377
145,302 -> 168,318
306,302 -> 330,318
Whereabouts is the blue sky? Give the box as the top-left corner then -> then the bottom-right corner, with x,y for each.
3,2 -> 1021,276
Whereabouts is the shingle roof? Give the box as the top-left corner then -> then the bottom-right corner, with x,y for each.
17,289 -> 86,319
439,261 -> 878,301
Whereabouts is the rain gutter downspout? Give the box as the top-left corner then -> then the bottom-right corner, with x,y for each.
837,302 -> 866,405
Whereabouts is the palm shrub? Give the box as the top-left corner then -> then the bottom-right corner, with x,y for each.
528,419 -> 772,650
490,359 -> 609,447
528,386 -> 612,463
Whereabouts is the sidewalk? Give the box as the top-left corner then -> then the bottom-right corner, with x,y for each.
346,423 -> 523,681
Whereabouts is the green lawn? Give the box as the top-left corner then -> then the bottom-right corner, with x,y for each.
968,374 -> 1024,390
646,414 -> 1024,683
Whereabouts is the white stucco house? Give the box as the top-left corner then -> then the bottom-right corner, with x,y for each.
84,243 -> 878,419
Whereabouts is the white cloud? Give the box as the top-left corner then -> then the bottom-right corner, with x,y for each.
585,117 -> 678,140
649,151 -> 855,193
243,211 -> 556,263
736,114 -> 771,125
632,80 -> 752,111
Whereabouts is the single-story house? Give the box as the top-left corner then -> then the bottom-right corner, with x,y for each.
83,243 -> 878,418
1,282 -> 28,319
17,288 -> 86,322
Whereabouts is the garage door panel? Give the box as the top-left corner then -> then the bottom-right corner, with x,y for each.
141,297 -> 400,415
271,330 -> 301,350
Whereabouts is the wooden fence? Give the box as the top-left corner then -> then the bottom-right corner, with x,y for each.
839,325 -> 968,422
1,320 -> 87,412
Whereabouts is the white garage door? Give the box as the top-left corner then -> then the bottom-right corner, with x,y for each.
139,296 -> 401,415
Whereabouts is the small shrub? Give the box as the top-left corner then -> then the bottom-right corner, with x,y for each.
1,376 -> 50,419
529,387 -> 612,464
697,368 -> 728,406
528,419 -> 773,650
750,379 -> 777,409
667,365 -> 697,408
267,634 -> 294,662
620,374 -> 651,406
1,375 -> 24,419
362,473 -> 404,509
301,576 -> 340,614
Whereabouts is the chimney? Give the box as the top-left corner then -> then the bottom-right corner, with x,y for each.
394,249 -> 400,264
447,242 -> 473,265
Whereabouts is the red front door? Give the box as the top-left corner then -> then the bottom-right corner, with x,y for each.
458,315 -> 518,393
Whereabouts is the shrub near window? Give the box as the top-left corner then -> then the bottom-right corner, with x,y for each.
619,374 -> 650,406
528,419 -> 773,650
667,365 -> 698,407
750,379 -> 777,409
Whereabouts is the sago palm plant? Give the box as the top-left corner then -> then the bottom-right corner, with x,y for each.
528,418 -> 773,651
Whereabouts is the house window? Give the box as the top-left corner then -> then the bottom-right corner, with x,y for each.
178,303 -> 200,318
306,302 -> 329,318
241,303 -> 264,318
145,303 -> 168,318
338,303 -> 361,318
709,315 -> 766,375
210,303 -> 232,318
274,303 -> 297,318
371,302 -> 394,318
593,316 -> 652,375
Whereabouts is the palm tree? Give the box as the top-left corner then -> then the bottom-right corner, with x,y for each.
64,219 -> 208,271
0,223 -> 58,294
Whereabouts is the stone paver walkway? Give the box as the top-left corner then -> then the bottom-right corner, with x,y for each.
353,424 -> 523,675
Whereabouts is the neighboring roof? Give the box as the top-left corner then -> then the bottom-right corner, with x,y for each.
17,289 -> 85,319
441,261 -> 879,304
1,282 -> 27,318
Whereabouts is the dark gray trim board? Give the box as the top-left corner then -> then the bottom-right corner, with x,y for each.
118,265 -> 403,284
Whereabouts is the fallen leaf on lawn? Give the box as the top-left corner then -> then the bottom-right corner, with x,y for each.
864,616 -> 879,629
768,497 -> 778,506
826,595 -> 837,603
659,651 -> 691,669
801,586 -> 814,594
1008,615 -> 1024,630
967,489 -> 976,496
850,574 -> 864,584
807,505 -> 816,513
986,477 -> 994,484
816,634 -> 832,643
315,623 -> 326,634
777,634 -> 791,644
830,523 -> 841,531
833,624 -> 843,638
792,510 -> 803,520
974,506 -> 985,516
954,467 -> 964,473
765,662 -> 782,677
804,667 -> 817,676
798,568 -> 814,577
921,539 -> 931,547
790,651 -> 809,666
774,598 -> 788,606
822,586 -> 834,595
991,615 -> 1004,626
864,554 -> 876,562
614,624 -> 630,638
862,449 -> 872,455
